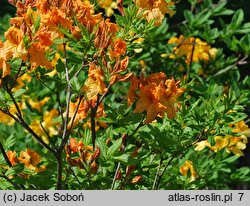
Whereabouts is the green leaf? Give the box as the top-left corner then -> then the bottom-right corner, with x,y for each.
13,89 -> 26,98
107,138 -> 122,158
112,154 -> 138,165
4,134 -> 16,149
96,138 -> 108,160
231,9 -> 244,26
222,155 -> 240,163
184,10 -> 194,24
34,15 -> 41,33
53,38 -> 68,45
5,164 -> 24,177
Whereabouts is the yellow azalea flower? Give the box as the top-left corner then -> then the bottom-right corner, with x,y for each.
233,121 -> 250,137
133,38 -> 144,53
82,63 -> 107,100
168,35 -> 217,64
12,73 -> 32,92
30,109 -> 60,143
195,121 -> 249,156
27,97 -> 50,112
194,140 -> 210,151
0,101 -> 26,125
210,136 -> 229,152
180,160 -> 197,182
0,110 -> 15,125
42,109 -> 60,136
98,0 -> 117,17
227,135 -> 248,156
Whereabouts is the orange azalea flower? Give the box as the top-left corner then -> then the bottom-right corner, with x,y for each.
73,0 -> 102,32
109,56 -> 131,85
7,151 -> 19,166
131,175 -> 142,184
66,138 -> 99,173
179,160 -> 197,182
109,38 -> 127,59
0,26 -> 26,77
134,0 -> 175,26
41,7 -> 72,30
128,73 -> 185,123
18,149 -> 46,172
83,63 -> 107,100
28,43 -> 57,69
94,19 -> 119,55
67,98 -> 90,128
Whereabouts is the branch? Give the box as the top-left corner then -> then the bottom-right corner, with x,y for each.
153,131 -> 205,189
0,174 -> 25,190
213,55 -> 248,77
91,84 -> 111,149
2,89 -> 57,156
0,141 -> 12,167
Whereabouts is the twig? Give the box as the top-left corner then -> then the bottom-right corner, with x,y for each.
152,131 -> 205,189
56,43 -> 72,190
186,39 -> 196,81
0,141 -> 12,167
111,162 -> 121,190
90,84 -> 111,149
213,55 -> 248,77
10,61 -> 23,90
3,87 -> 57,156
0,174 -> 24,190
152,156 -> 164,190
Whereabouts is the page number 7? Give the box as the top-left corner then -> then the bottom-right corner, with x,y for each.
238,193 -> 244,201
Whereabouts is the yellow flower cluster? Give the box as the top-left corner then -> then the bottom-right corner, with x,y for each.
98,0 -> 117,17
195,121 -> 250,156
168,35 -> 217,64
179,160 -> 197,182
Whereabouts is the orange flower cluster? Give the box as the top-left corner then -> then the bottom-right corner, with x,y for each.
134,0 -> 175,26
195,121 -> 250,156
128,72 -> 185,123
7,148 -> 46,173
168,35 -> 217,64
65,138 -> 100,173
67,97 -> 107,129
1,0 -> 126,78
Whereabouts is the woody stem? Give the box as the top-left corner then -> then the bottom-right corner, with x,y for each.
0,141 -> 12,167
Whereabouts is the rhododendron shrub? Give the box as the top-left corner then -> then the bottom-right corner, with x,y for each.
0,0 -> 250,189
